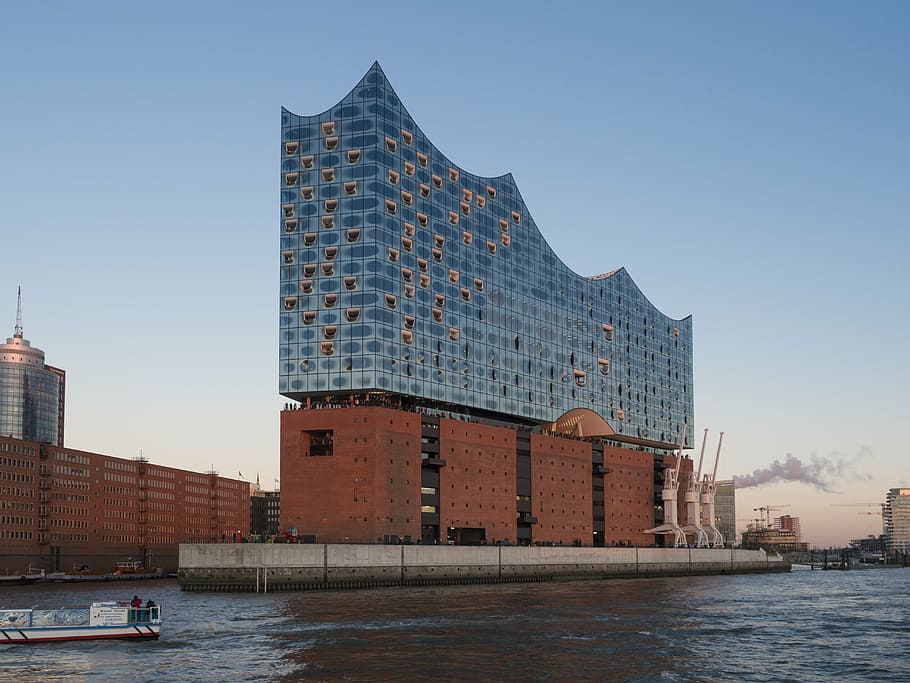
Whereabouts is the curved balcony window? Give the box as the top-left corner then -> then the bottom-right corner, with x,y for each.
283,297 -> 297,311
432,308 -> 443,322
385,136 -> 397,152
401,129 -> 413,145
432,248 -> 443,262
323,294 -> 337,308
486,241 -> 497,255
321,215 -> 334,229
301,186 -> 314,200
448,211 -> 459,225
403,284 -> 415,298
401,191 -> 413,206
434,234 -> 445,248
300,279 -> 314,294
325,199 -> 338,213
499,218 -> 509,231
346,228 -> 360,243
345,307 -> 360,322
431,174 -> 443,189
282,204 -> 294,218
347,149 -> 361,163
461,287 -> 471,302
416,258 -> 428,272
321,262 -> 334,276
324,136 -> 338,151
449,167 -> 459,182
474,277 -> 484,291
476,195 -> 486,209
419,183 -> 430,198
417,213 -> 428,227
401,329 -> 413,344
388,169 -> 400,184
284,141 -> 299,155
323,325 -> 337,340
404,315 -> 415,329
321,341 -> 334,356
303,232 -> 317,246
574,370 -> 587,387
416,152 -> 428,167
401,237 -> 413,252
324,246 -> 337,260
282,250 -> 295,265
385,294 -> 397,309
322,168 -> 335,182
419,274 -> 430,288
460,201 -> 471,216
284,219 -> 297,233
343,276 -> 357,291
403,222 -> 415,236
487,185 -> 496,200
285,173 -> 298,187
449,328 -> 459,341
404,161 -> 416,176
322,121 -> 335,135
602,324 -> 615,342
303,311 -> 316,325
449,269 -> 460,283
511,210 -> 521,224
401,267 -> 413,282
385,199 -> 397,215
303,264 -> 316,277
598,358 -> 610,375
463,231 -> 473,245
343,181 -> 357,196
301,155 -> 314,169
502,234 -> 511,247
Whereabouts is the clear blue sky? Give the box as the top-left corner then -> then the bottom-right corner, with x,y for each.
2,2 -> 907,547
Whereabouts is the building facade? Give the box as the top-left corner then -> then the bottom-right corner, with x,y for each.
713,480 -> 736,547
0,296 -> 65,446
0,435 -> 249,573
884,488 -> 910,553
279,64 -> 695,546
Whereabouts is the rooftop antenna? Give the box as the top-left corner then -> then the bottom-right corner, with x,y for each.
14,286 -> 23,338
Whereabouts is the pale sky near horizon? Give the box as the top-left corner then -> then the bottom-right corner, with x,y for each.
1,2 -> 907,548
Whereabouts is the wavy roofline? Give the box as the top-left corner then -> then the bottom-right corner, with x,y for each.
283,62 -> 691,325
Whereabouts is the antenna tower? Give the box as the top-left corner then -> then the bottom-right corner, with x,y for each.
14,286 -> 23,338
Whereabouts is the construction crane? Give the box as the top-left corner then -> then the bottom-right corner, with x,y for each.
753,504 -> 791,528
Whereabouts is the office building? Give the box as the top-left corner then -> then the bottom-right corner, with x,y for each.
0,290 -> 65,446
0,434 -> 249,574
279,64 -> 695,546
713,479 -> 736,546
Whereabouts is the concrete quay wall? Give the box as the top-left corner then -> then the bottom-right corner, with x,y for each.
178,545 -> 789,592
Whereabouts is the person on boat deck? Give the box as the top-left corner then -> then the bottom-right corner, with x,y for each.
145,599 -> 156,618
130,595 -> 142,621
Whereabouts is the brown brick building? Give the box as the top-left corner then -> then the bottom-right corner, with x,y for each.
0,435 -> 248,574
280,405 -> 692,547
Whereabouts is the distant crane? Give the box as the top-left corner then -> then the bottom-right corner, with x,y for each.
753,504 -> 791,528
681,428 -> 710,548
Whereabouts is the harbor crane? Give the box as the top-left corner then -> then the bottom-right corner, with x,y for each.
681,428 -> 710,547
700,430 -> 725,547
644,424 -> 688,547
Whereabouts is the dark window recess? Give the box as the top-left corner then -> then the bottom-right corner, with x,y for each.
305,429 -> 334,457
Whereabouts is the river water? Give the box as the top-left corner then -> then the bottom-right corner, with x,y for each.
1,568 -> 907,682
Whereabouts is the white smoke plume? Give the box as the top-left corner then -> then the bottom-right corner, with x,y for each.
733,447 -> 872,493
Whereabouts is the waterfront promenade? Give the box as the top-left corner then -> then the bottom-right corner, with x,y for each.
177,543 -> 788,591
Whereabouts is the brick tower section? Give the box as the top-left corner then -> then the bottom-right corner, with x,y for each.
601,444 -> 655,546
530,433 -> 593,545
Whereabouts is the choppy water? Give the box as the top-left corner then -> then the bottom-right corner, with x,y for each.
1,568 -> 908,682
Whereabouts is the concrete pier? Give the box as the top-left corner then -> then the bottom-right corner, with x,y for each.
177,544 -> 789,592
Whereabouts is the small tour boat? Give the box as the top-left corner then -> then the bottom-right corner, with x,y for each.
0,601 -> 161,643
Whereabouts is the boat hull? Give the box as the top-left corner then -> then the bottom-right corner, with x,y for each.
1,624 -> 160,643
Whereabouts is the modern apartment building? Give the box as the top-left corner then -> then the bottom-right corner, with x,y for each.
279,64 -> 695,546
884,488 -> 910,553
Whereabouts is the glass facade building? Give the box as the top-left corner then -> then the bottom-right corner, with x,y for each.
0,325 -> 65,447
279,64 -> 693,448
